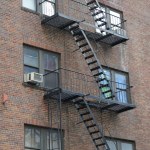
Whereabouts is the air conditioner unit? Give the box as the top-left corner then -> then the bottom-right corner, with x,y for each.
24,72 -> 43,84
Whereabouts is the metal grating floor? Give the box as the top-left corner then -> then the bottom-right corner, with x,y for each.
44,88 -> 135,113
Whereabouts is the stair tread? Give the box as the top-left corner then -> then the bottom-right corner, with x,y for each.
96,78 -> 107,82
93,137 -> 102,141
93,72 -> 103,77
77,106 -> 87,110
80,111 -> 90,116
98,22 -> 107,27
102,90 -> 112,94
87,60 -> 97,65
89,6 -> 98,11
70,25 -> 79,31
96,143 -> 105,147
95,16 -> 105,22
83,118 -> 93,122
90,66 -> 100,71
73,99 -> 83,104
87,0 -> 96,5
87,124 -> 96,128
75,37 -> 85,42
79,43 -> 88,48
82,48 -> 91,54
92,10 -> 103,16
73,31 -> 82,36
90,130 -> 99,134
85,54 -> 94,59
99,84 -> 109,88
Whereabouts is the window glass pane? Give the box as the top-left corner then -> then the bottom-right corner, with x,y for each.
24,47 -> 39,68
115,73 -> 127,103
110,10 -> 121,30
34,129 -> 41,148
44,53 -> 58,71
24,66 -> 39,74
107,140 -> 117,150
22,0 -> 36,11
25,128 -> 32,147
42,0 -> 55,16
121,142 -> 133,150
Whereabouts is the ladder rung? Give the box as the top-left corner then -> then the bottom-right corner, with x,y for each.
102,90 -> 112,94
96,78 -> 106,82
95,16 -> 105,22
75,37 -> 85,42
80,111 -> 90,116
73,31 -> 82,36
85,54 -> 94,59
69,25 -> 79,31
87,0 -> 96,5
83,118 -> 93,122
87,124 -> 96,128
79,43 -> 88,48
93,72 -> 103,77
87,60 -> 97,65
89,6 -> 98,11
82,48 -> 91,54
73,99 -> 83,104
92,10 -> 103,16
96,143 -> 105,147
90,66 -> 100,71
93,137 -> 102,141
90,130 -> 99,135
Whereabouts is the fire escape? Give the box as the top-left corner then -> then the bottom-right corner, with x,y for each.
39,0 -> 135,150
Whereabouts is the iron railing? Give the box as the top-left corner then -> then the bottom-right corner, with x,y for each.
43,68 -> 132,104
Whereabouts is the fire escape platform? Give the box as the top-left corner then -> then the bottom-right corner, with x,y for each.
44,88 -> 135,113
41,13 -> 128,46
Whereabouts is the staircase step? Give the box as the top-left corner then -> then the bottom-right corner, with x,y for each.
77,106 -> 87,110
80,111 -> 90,116
89,6 -> 98,11
73,99 -> 83,104
102,90 -> 112,94
82,48 -> 91,54
99,84 -> 109,88
87,0 -> 96,5
87,124 -> 96,128
105,95 -> 115,99
70,25 -> 79,31
75,37 -> 85,42
79,43 -> 88,48
83,118 -> 93,122
85,54 -> 94,59
96,78 -> 106,82
92,10 -> 103,16
87,60 -> 97,65
96,143 -> 105,147
90,130 -> 99,135
93,72 -> 103,77
90,66 -> 100,71
73,31 -> 82,36
93,137 -> 102,141
95,16 -> 105,22
98,22 -> 107,27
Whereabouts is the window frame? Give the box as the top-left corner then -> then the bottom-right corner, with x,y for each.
106,137 -> 136,150
24,125 -> 64,150
102,66 -> 131,104
22,0 -> 38,12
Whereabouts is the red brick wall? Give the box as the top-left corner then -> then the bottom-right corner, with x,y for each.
0,0 -> 149,150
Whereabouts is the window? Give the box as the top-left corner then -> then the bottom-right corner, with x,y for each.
23,45 -> 59,88
107,138 -> 135,150
25,125 -> 63,150
22,0 -> 37,11
95,5 -> 123,34
100,67 -> 130,103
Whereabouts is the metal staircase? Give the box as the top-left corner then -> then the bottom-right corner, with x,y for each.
69,23 -> 114,100
73,97 -> 110,150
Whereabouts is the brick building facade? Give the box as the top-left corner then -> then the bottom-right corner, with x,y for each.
0,0 -> 149,150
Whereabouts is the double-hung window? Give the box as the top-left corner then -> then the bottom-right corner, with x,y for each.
23,45 -> 59,88
25,125 -> 63,150
102,68 -> 130,103
107,138 -> 135,150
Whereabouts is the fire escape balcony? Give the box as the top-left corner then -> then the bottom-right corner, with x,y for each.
43,68 -> 135,113
39,0 -> 128,46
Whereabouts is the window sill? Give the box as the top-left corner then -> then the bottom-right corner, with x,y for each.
21,7 -> 40,15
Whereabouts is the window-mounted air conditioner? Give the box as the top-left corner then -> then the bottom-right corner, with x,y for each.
24,72 -> 43,84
